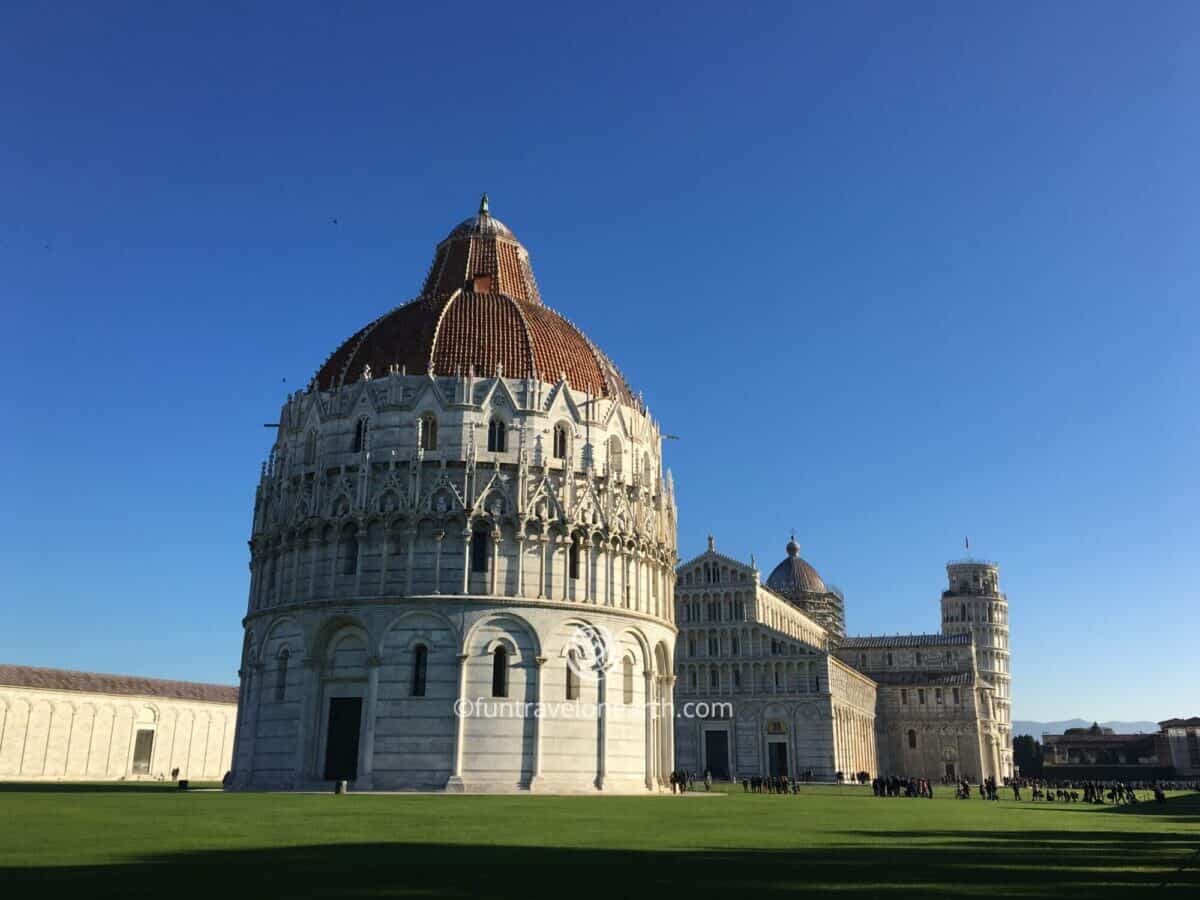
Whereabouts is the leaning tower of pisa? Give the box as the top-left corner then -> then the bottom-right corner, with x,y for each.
940,559 -> 1012,778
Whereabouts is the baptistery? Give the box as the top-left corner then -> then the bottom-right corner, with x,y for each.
230,197 -> 678,792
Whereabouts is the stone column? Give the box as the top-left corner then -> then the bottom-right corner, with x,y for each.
446,652 -> 469,792
432,529 -> 445,594
490,530 -> 501,595
308,536 -> 321,600
245,554 -> 258,613
460,528 -> 472,595
294,658 -> 321,784
852,715 -> 859,775
243,662 -> 265,784
632,553 -> 641,612
379,528 -> 390,594
582,537 -> 591,604
538,535 -> 548,599
595,667 -> 607,790
515,533 -> 526,597
607,542 -> 615,606
643,669 -> 655,790
840,712 -> 846,775
831,708 -> 839,775
667,676 -> 676,782
404,528 -> 416,595
360,655 -> 381,787
353,529 -> 365,596
529,656 -> 547,791
230,667 -> 249,783
290,540 -> 302,603
561,536 -> 570,602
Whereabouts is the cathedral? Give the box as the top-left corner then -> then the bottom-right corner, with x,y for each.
230,198 -> 1011,792
673,537 -> 1012,783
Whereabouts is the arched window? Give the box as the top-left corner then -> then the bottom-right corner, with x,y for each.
275,648 -> 289,702
568,539 -> 580,580
607,437 -> 623,475
411,644 -> 428,697
907,729 -> 917,750
960,602 -> 967,621
471,529 -> 489,574
491,646 -> 508,698
419,414 -> 438,451
487,417 -> 507,453
623,657 -> 634,704
353,417 -> 369,453
565,652 -> 580,700
340,528 -> 358,575
304,429 -> 318,465
553,424 -> 569,460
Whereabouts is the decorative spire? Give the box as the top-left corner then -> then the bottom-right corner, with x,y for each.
479,193 -> 490,216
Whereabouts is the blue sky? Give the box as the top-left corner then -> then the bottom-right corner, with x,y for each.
1,2 -> 1196,722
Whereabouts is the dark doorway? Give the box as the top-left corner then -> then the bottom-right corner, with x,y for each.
704,730 -> 730,780
323,697 -> 362,781
945,762 -> 957,780
767,741 -> 788,777
131,729 -> 154,774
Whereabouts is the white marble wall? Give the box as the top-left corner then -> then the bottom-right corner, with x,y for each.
672,549 -> 876,781
234,370 -> 678,792
235,602 -> 675,792
0,687 -> 236,782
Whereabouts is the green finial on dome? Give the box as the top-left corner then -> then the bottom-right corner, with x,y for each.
479,193 -> 490,216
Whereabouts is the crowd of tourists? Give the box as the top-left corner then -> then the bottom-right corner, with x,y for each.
863,774 -> 1199,804
668,770 -> 716,793
872,775 -> 936,798
741,774 -> 803,794
1018,777 -> 1199,804
677,769 -> 1198,802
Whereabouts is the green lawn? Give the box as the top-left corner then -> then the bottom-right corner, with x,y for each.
0,783 -> 1196,898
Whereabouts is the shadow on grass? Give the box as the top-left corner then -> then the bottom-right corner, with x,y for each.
2,832 -> 1197,900
0,782 -> 221,794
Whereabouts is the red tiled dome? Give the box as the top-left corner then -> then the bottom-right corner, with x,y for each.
313,196 -> 633,402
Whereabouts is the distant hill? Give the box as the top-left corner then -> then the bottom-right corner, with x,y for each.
1013,719 -> 1159,737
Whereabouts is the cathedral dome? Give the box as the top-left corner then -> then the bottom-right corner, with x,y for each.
312,195 -> 633,402
766,537 -> 829,595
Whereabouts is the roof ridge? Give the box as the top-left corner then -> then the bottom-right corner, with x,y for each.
0,663 -> 239,704
507,295 -> 538,382
675,548 -> 754,572
427,289 -> 464,373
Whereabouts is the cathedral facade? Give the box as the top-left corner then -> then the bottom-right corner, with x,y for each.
674,538 -> 1012,783
230,199 -> 677,792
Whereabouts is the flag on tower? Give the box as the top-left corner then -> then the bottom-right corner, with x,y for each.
965,536 -> 970,551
